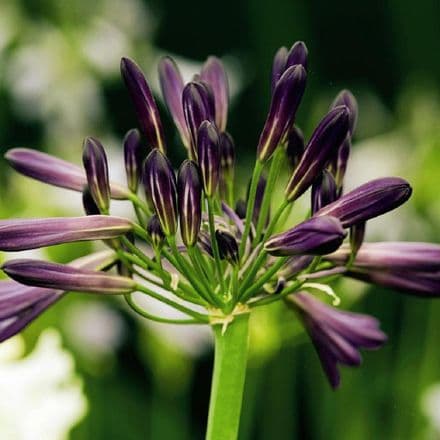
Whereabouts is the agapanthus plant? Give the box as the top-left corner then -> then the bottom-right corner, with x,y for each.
1,41 -> 438,439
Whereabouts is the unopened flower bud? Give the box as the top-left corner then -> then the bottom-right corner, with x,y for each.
285,125 -> 305,169
257,65 -> 307,162
197,121 -> 220,197
349,222 -> 366,255
123,128 -> 145,193
331,89 -> 358,135
147,214 -> 165,249
311,170 -> 338,214
215,229 -> 239,265
286,41 -> 308,71
143,149 -> 178,236
82,137 -> 111,212
82,187 -> 101,215
271,46 -> 288,92
178,160 -> 202,247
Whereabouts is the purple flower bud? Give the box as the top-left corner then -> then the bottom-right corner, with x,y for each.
329,242 -> 440,272
285,106 -> 350,202
120,57 -> 166,153
286,41 -> 308,71
287,292 -> 386,388
83,137 -> 111,212
347,269 -> 440,297
158,56 -> 190,148
123,128 -> 145,193
315,177 -> 412,228
143,149 -> 178,236
264,216 -> 346,256
349,222 -> 366,255
271,46 -> 288,92
285,125 -> 305,169
219,131 -> 235,177
0,215 -> 133,251
146,214 -> 165,249
200,56 -> 229,132
4,148 -> 128,199
182,81 -> 216,159
334,137 -> 351,189
82,187 -> 101,215
215,229 -> 239,265
257,65 -> 307,162
2,259 -> 135,294
311,170 -> 338,214
178,160 -> 202,247
331,89 -> 358,135
197,121 -> 220,197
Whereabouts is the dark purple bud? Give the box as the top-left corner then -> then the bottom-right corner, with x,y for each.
178,160 -> 202,247
329,242 -> 440,272
285,125 -> 305,169
82,187 -> 101,215
200,56 -> 229,132
315,177 -> 412,228
146,214 -> 165,249
286,41 -> 308,71
197,121 -> 220,197
247,174 -> 268,226
120,57 -> 166,153
334,137 -> 351,189
182,82 -> 216,159
271,46 -> 288,92
331,90 -> 358,135
0,216 -> 133,251
311,170 -> 338,214
287,292 -> 386,388
279,255 -> 314,279
123,128 -> 145,193
235,199 -> 247,219
347,269 -> 440,297
257,65 -> 307,162
158,56 -> 190,148
4,148 -> 128,199
264,216 -> 346,256
219,132 -> 235,177
83,137 -> 111,212
143,149 -> 178,236
285,106 -> 350,201
215,229 -> 239,265
2,259 -> 135,294
349,222 -> 366,255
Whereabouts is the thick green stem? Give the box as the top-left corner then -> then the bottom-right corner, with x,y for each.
206,313 -> 250,440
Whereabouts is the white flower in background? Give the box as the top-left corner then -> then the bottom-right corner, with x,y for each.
421,383 -> 440,436
0,329 -> 87,440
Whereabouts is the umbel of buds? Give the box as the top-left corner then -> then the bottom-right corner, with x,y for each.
1,41 -> 439,423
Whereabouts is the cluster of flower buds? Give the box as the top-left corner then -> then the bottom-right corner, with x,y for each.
1,41 -> 438,388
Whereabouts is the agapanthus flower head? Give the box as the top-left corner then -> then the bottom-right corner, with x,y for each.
1,41 -> 437,395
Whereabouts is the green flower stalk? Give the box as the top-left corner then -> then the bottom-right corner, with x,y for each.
1,42 -> 439,440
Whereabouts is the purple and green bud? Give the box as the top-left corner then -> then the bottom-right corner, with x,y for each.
349,222 -> 366,255
123,128 -> 145,193
147,215 -> 165,249
158,56 -> 190,148
178,160 -> 202,247
215,229 -> 239,265
0,215 -> 133,251
120,57 -> 166,153
182,82 -> 215,159
2,259 -> 135,294
264,215 -> 346,256
200,56 -> 229,132
287,292 -> 386,388
143,149 -> 178,236
311,170 -> 338,214
331,89 -> 358,135
285,125 -> 305,169
4,148 -> 128,199
315,177 -> 412,228
285,106 -> 350,202
197,121 -> 220,197
257,64 -> 307,162
83,137 -> 111,212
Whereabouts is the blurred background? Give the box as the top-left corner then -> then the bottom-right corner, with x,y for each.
0,0 -> 440,438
